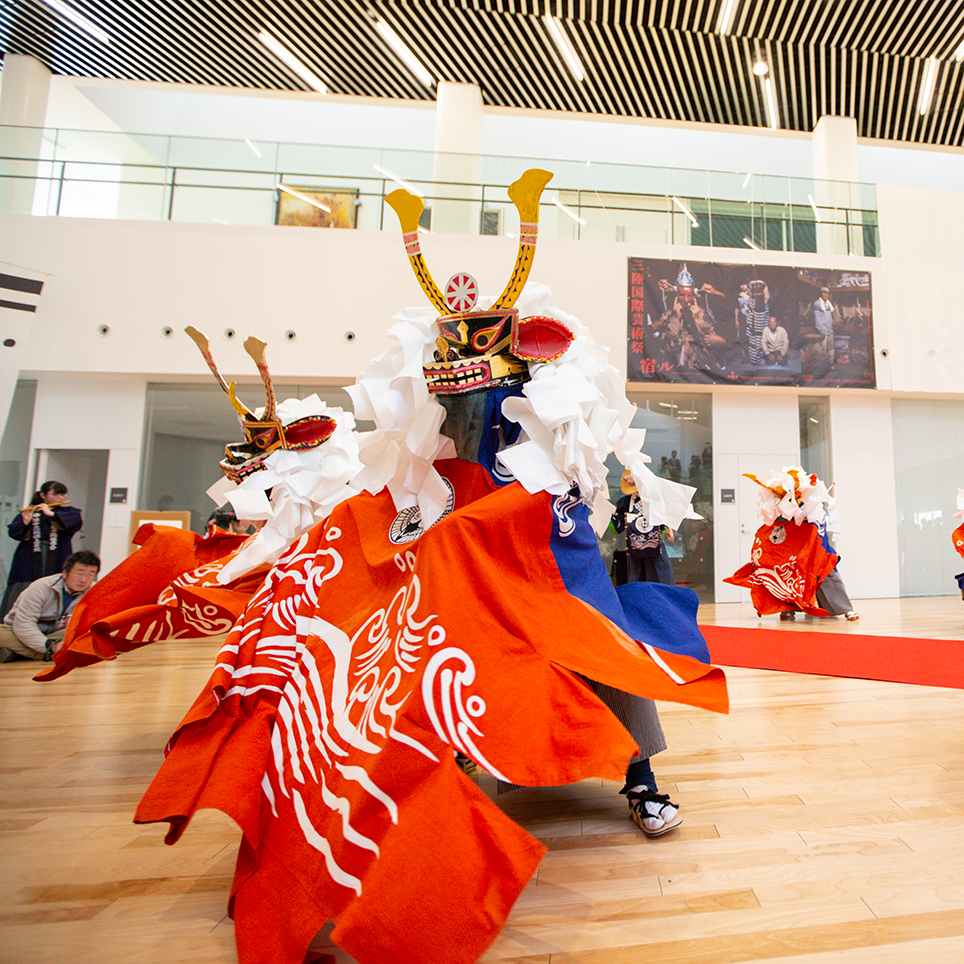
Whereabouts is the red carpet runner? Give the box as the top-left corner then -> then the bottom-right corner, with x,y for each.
701,623 -> 964,690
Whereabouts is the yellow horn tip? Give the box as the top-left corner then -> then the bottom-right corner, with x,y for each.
385,189 -> 425,234
243,336 -> 267,359
508,169 -> 553,221
227,382 -> 249,417
184,326 -> 208,348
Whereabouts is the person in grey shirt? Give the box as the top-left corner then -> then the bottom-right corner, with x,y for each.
0,551 -> 100,661
761,316 -> 790,365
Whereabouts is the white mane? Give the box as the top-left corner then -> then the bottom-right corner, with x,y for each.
347,283 -> 697,533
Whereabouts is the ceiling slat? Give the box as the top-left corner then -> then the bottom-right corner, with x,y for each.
0,1 -> 960,147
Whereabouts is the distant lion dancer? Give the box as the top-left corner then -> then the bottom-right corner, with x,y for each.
136,169 -> 727,964
36,332 -> 361,682
725,467 -> 858,620
3,480 -> 82,618
951,489 -> 964,606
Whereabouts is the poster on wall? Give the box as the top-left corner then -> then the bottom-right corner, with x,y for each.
627,257 -> 875,388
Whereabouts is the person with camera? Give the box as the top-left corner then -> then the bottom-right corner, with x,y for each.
3,480 -> 83,617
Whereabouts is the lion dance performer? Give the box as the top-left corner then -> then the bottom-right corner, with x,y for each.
951,489 -> 964,606
134,170 -> 728,964
725,466 -> 858,620
36,331 -> 361,681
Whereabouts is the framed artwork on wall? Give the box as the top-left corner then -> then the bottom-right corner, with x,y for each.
275,186 -> 359,229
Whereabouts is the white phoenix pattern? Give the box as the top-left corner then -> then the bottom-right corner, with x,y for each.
209,526 -> 506,897
748,543 -> 806,602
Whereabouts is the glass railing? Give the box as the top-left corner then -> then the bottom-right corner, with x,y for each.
0,125 -> 880,256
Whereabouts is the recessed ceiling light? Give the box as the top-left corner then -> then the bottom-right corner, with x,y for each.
39,0 -> 110,43
918,57 -> 939,115
717,0 -> 738,35
375,18 -> 434,87
543,15 -> 585,82
763,76 -> 780,129
752,60 -> 769,76
373,164 -> 424,198
258,31 -> 328,94
808,194 -> 822,222
671,196 -> 699,228
552,197 -> 586,225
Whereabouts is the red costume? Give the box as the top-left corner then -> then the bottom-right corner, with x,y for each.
725,519 -> 838,616
136,461 -> 726,964
35,524 -> 265,681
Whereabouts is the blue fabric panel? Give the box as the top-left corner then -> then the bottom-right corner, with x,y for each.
548,494 -> 711,665
478,386 -> 524,483
816,519 -> 840,568
616,582 -> 711,663
548,495 -> 631,634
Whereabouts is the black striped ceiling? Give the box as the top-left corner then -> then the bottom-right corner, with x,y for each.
2,0 -> 963,146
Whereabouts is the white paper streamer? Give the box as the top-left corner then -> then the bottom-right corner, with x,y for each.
346,283 -> 698,531
747,465 -> 840,533
211,396 -> 365,583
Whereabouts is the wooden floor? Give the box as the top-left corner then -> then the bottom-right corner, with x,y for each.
700,593 -> 964,640
3,596 -> 964,963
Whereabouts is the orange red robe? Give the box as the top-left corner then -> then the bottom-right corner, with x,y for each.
135,460 -> 727,964
725,520 -> 838,616
36,524 -> 267,681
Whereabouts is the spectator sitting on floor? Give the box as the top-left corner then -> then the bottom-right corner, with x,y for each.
0,551 -> 101,662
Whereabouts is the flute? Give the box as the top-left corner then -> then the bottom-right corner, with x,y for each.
20,500 -> 72,512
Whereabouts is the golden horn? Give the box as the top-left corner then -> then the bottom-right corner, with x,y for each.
385,189 -> 448,314
184,326 -> 254,418
227,382 -> 253,418
243,336 -> 277,423
493,169 -> 553,310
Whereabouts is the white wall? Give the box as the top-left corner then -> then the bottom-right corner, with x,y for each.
874,183 -> 964,393
859,143 -> 964,192
51,80 -> 438,152
829,394 -> 900,599
29,375 -> 147,574
482,111 -> 815,178
0,212 -> 891,383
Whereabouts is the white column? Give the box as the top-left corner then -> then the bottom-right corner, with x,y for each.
812,115 -> 859,183
0,53 -> 52,128
432,81 -> 483,236
0,53 -> 52,215
30,375 -> 148,575
812,115 -> 860,256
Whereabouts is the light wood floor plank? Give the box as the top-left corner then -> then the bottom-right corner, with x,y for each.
2,598 -> 964,963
